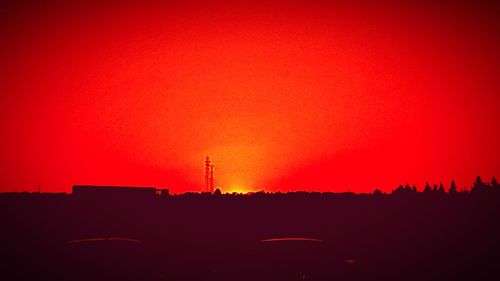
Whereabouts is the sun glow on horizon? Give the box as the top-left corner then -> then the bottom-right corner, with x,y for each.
224,185 -> 253,194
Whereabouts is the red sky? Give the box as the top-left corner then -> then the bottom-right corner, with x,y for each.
1,1 -> 499,193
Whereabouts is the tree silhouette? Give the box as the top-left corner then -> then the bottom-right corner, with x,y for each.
392,185 -> 405,195
213,188 -> 222,196
438,183 -> 445,193
472,176 -> 487,193
449,180 -> 458,194
424,182 -> 432,193
392,184 -> 417,195
492,177 -> 498,189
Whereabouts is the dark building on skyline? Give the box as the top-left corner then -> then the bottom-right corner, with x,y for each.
72,185 -> 169,200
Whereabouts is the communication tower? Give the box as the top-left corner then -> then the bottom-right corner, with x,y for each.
204,156 -> 215,193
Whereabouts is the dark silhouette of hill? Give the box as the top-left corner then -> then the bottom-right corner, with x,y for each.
1,177 -> 500,280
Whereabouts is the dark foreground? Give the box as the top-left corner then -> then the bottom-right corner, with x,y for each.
1,189 -> 500,281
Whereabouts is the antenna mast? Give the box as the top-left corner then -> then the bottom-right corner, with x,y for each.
204,156 -> 211,192
204,156 -> 215,193
209,164 -> 215,193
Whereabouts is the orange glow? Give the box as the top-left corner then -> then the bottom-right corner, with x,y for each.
1,2 -> 499,193
224,184 -> 251,194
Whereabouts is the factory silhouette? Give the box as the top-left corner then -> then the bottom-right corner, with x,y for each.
72,156 -> 216,200
1,157 -> 500,280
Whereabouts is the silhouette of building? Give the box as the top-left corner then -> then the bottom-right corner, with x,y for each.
72,185 -> 169,200
204,156 -> 215,193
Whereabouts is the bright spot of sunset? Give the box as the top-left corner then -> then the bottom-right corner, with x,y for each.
224,185 -> 250,194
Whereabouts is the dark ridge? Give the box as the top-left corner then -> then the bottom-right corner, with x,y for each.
1,177 -> 499,281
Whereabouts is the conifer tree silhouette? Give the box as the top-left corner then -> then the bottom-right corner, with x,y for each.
424,182 -> 432,193
449,180 -> 458,194
472,176 -> 487,193
492,177 -> 498,189
438,183 -> 445,193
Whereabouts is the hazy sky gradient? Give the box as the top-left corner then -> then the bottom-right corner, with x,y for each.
1,1 -> 499,193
